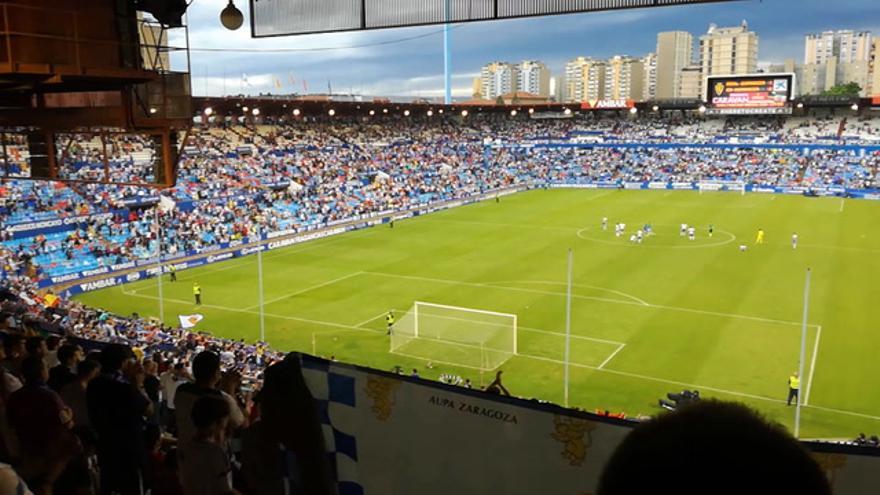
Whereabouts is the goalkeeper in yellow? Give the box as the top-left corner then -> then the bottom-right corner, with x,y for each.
755,229 -> 765,245
386,311 -> 395,335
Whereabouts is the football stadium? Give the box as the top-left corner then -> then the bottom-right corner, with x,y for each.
2,0 -> 880,493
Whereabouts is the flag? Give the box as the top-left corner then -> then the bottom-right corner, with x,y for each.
44,293 -> 59,308
274,76 -> 282,90
178,314 -> 204,329
242,73 -> 251,87
300,355 -> 363,494
288,72 -> 296,86
302,79 -> 308,92
158,195 -> 176,213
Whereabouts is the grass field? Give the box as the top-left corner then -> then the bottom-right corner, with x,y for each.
75,189 -> 880,438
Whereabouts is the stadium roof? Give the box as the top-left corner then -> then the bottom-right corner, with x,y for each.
250,0 -> 742,37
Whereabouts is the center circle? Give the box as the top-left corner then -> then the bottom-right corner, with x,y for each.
576,223 -> 737,249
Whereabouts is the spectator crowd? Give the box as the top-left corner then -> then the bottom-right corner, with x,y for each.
0,113 -> 879,492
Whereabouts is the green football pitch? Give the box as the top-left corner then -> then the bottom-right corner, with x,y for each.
76,189 -> 880,438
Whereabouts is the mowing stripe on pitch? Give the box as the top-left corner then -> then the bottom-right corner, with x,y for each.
364,271 -> 818,329
242,271 -> 364,310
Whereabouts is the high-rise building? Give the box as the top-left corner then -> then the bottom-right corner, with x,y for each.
604,56 -> 645,100
517,60 -> 551,97
699,21 -> 759,95
800,31 -> 874,96
480,62 -> 518,100
564,57 -> 606,102
678,66 -> 703,99
656,31 -> 694,99
472,77 -> 482,99
805,30 -> 873,65
871,39 -> 880,96
642,53 -> 657,101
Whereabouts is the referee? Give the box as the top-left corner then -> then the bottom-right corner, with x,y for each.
787,372 -> 800,406
386,311 -> 395,335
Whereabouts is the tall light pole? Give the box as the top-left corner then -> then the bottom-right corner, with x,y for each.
443,0 -> 452,105
156,211 -> 165,324
256,227 -> 266,342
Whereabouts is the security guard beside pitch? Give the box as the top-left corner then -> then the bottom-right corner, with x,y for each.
193,283 -> 202,305
386,311 -> 395,335
168,264 -> 177,282
787,372 -> 800,406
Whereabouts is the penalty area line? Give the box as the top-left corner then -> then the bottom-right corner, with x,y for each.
804,325 -> 822,406
598,344 -> 626,370
354,309 -> 400,328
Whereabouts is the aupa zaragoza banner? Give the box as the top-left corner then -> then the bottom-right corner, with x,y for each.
298,354 -> 880,495
300,354 -> 630,495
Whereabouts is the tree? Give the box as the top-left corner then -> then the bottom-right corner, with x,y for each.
822,82 -> 862,97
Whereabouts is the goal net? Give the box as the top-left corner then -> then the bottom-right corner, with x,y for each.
698,180 -> 746,195
389,301 -> 517,371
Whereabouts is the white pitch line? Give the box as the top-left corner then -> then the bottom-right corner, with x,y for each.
113,291 -> 880,422
598,344 -> 626,370
492,280 -> 650,307
121,291 -> 385,334
354,309 -> 397,328
389,349 -> 496,372
127,229 -> 379,290
519,326 -> 625,346
804,325 -> 822,406
519,353 -> 789,404
840,198 -> 845,213
363,271 -> 816,329
242,271 -> 364,310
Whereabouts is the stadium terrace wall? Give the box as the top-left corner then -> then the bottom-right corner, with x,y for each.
45,186 -> 528,295
296,353 -> 880,495
5,197 -> 159,240
6,212 -> 117,240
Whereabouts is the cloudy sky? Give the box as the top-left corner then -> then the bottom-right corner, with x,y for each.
174,0 -> 880,98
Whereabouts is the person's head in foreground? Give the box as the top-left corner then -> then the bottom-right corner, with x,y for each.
597,400 -> 831,495
191,395 -> 230,444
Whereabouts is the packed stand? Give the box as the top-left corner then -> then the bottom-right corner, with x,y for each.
1,115 -> 880,283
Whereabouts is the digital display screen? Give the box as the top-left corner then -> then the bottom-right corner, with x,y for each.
707,75 -> 793,109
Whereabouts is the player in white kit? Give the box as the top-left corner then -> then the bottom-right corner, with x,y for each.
687,226 -> 696,241
792,232 -> 798,250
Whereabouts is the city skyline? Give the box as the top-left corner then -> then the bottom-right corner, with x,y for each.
178,0 -> 880,98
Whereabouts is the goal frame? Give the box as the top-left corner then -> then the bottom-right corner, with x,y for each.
413,301 -> 518,355
698,180 -> 746,196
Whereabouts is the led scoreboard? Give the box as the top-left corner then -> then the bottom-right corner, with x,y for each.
706,74 -> 795,115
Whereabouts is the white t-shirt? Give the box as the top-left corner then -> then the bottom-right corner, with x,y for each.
160,372 -> 183,408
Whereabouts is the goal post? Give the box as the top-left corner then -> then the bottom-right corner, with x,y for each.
390,301 -> 518,371
698,180 -> 746,196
